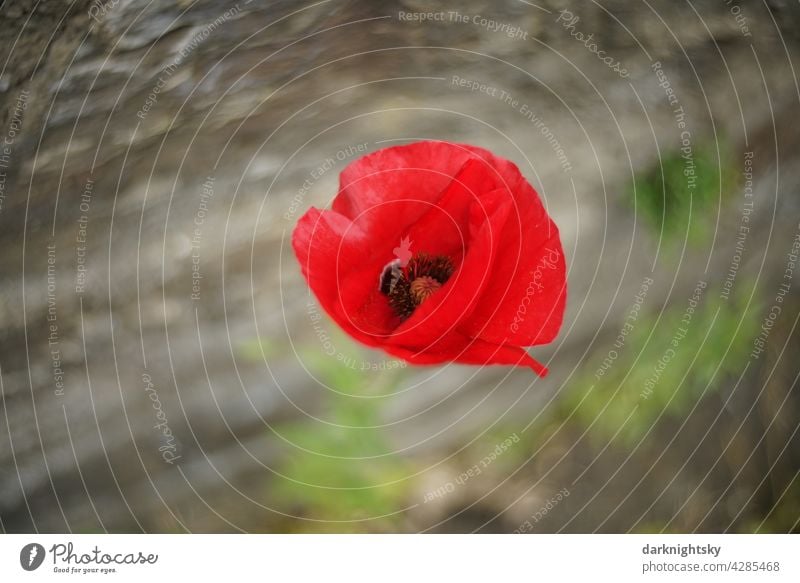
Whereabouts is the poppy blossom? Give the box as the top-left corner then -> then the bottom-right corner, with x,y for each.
292,140 -> 566,376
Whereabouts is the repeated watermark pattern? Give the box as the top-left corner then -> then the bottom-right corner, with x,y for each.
142,372 -> 181,464
0,89 -> 29,214
87,0 -> 120,24
651,62 -> 697,196
750,221 -> 799,360
74,176 -> 94,295
137,4 -> 245,120
720,151 -> 754,300
640,281 -> 707,400
556,9 -> 629,78
284,143 -> 368,221
190,176 -> 215,301
724,0 -> 752,38
46,242 -> 65,397
450,75 -> 572,173
595,276 -> 654,379
398,11 -> 528,40
510,247 -> 562,335
306,300 -> 405,371
513,487 -> 571,532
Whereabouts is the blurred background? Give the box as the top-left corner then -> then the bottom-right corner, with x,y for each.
1,0 -> 799,533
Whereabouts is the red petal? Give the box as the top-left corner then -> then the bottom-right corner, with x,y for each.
332,142 -> 516,245
452,147 -> 566,346
382,335 -> 548,376
399,157 -> 497,259
462,210 -> 567,346
456,144 -> 548,222
386,188 -> 512,347
292,208 -> 394,343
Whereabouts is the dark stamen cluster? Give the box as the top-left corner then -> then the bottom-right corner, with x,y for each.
381,253 -> 454,320
405,254 -> 454,285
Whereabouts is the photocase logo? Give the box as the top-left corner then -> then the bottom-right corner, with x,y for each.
19,543 -> 46,571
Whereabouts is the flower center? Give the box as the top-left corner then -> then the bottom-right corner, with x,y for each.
410,276 -> 441,304
379,253 -> 454,320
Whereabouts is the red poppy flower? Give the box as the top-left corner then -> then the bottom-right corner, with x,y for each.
292,141 -> 566,376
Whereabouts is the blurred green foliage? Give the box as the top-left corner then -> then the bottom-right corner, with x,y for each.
267,329 -> 410,532
628,142 -> 739,243
558,284 -> 760,447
